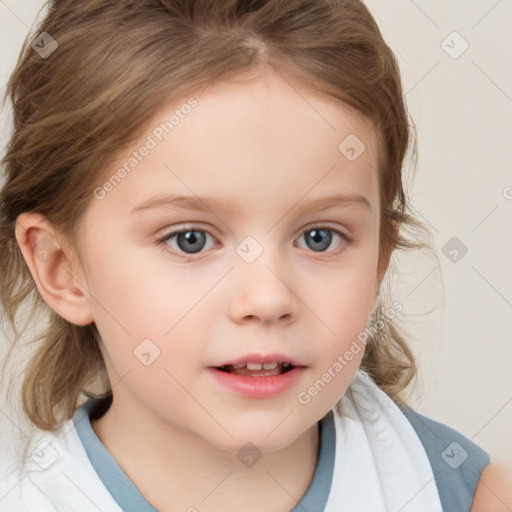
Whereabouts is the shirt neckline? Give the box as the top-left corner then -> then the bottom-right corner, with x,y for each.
73,395 -> 336,512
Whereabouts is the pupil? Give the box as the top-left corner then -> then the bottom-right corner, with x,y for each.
177,230 -> 206,253
306,228 -> 331,251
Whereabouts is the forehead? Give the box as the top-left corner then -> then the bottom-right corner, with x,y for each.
174,69 -> 379,171
93,69 -> 380,219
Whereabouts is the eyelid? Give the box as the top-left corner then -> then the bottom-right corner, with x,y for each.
156,220 -> 352,240
301,222 -> 353,241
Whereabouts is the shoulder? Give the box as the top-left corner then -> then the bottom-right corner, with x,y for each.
471,463 -> 512,512
396,401 -> 491,510
397,401 -> 490,468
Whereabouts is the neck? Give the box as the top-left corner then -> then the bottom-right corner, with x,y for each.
90,394 -> 320,512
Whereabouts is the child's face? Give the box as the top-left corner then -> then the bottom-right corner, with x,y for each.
75,69 -> 383,452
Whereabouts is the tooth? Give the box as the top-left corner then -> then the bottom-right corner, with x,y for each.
246,363 -> 263,370
231,363 -> 246,369
282,362 -> 291,367
263,362 -> 278,370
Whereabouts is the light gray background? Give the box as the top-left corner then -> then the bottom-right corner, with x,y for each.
1,0 -> 511,472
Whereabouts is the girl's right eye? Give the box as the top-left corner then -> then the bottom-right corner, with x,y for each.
156,227 -> 216,259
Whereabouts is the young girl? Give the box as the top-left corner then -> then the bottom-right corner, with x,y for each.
0,1 -> 511,511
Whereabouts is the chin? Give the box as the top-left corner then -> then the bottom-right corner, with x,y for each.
207,420 -> 314,456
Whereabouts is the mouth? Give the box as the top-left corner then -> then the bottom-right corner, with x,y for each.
215,361 -> 296,377
207,359 -> 306,398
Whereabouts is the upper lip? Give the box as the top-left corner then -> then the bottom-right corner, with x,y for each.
210,353 -> 305,368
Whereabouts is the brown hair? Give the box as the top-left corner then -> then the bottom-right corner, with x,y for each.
1,0 -> 435,435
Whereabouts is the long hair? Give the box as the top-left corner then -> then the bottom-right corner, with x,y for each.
1,0 -> 434,435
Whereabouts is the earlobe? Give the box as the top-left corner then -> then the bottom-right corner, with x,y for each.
14,212 -> 94,326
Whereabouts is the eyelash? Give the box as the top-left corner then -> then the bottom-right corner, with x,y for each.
154,224 -> 353,261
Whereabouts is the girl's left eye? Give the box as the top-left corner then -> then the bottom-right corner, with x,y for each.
155,224 -> 351,260
294,225 -> 350,257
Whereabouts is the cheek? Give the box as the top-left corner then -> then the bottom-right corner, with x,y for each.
85,249 -> 216,374
84,239 -> 207,335
305,259 -> 377,337
298,265 -> 375,407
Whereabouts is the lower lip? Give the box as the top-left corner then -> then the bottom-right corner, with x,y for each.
206,367 -> 306,399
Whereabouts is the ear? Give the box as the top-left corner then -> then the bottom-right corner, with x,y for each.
14,212 -> 94,326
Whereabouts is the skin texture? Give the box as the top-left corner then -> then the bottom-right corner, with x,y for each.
471,464 -> 512,512
15,68 -> 398,511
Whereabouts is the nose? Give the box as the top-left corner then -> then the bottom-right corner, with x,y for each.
227,250 -> 297,326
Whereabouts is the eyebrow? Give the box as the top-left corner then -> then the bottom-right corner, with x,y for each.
130,192 -> 372,216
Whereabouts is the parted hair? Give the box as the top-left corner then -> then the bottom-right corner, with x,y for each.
0,0 -> 434,432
